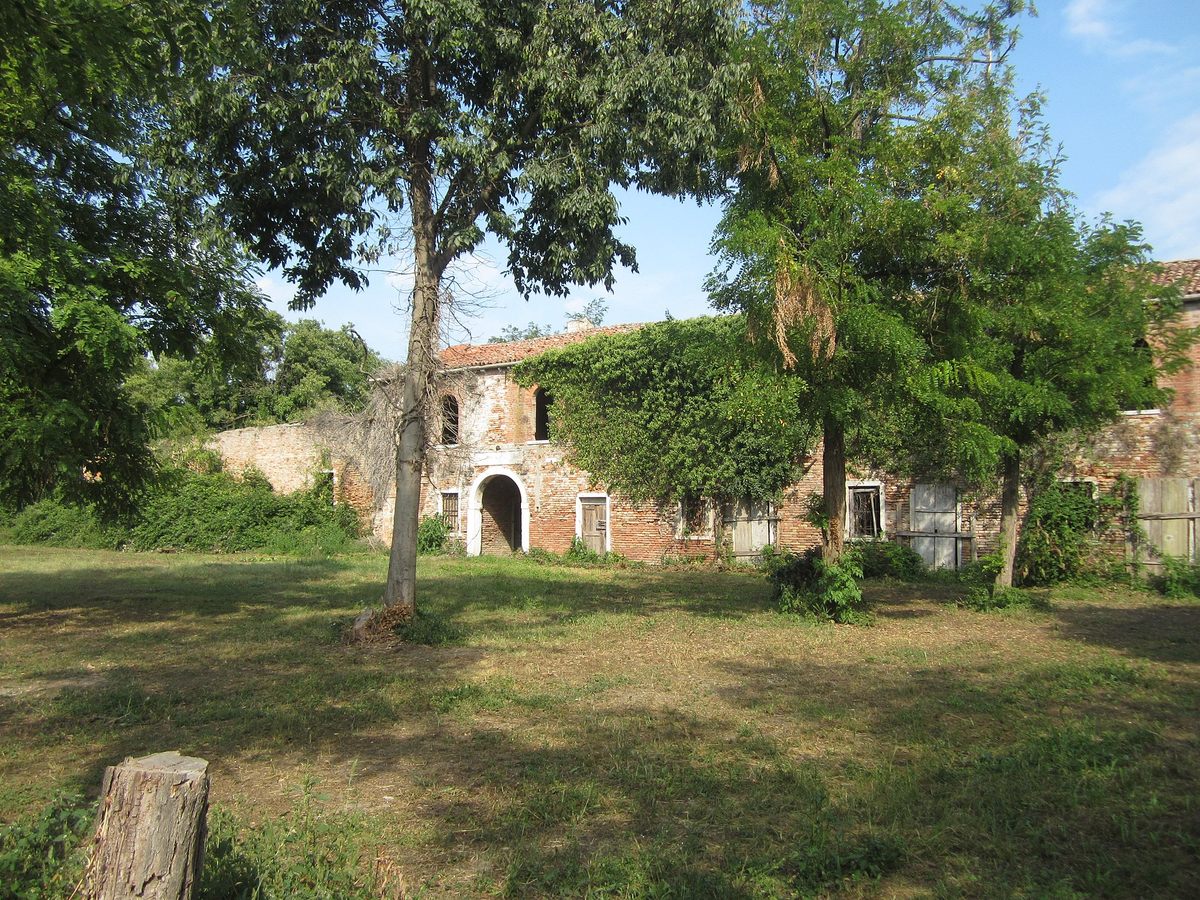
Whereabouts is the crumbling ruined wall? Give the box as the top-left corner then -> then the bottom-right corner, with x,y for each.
207,424 -> 326,494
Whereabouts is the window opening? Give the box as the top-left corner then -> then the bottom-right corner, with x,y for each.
440,491 -> 460,531
848,485 -> 882,539
679,497 -> 712,537
441,395 -> 460,445
534,387 -> 553,441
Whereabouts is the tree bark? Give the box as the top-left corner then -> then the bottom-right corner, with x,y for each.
84,751 -> 209,900
382,148 -> 441,617
994,448 -> 1021,590
822,415 -> 847,563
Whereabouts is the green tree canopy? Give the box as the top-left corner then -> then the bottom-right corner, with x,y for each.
168,0 -> 741,615
707,0 -> 1025,560
515,316 -> 818,507
272,320 -> 382,421
1,0 -> 269,512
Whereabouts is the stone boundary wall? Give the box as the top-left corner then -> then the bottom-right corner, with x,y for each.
207,424 -> 326,494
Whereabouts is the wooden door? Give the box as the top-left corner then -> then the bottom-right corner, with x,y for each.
580,498 -> 607,553
912,482 -> 957,570
722,499 -> 777,561
1138,477 -> 1192,568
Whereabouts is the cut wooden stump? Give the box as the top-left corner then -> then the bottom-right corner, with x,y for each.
84,751 -> 209,900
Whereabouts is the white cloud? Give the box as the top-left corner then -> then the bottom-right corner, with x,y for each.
1095,113 -> 1200,260
254,274 -> 296,306
1064,0 -> 1174,57
1066,0 -> 1114,42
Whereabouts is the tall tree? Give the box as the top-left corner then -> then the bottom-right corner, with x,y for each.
0,0 -> 268,512
169,0 -> 740,617
707,0 -> 1025,561
919,105 -> 1193,589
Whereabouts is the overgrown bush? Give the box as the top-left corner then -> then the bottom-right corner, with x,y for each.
0,793 -> 92,899
1017,480 -> 1126,586
129,468 -> 359,554
851,540 -> 925,580
9,499 -> 127,550
771,547 -> 868,624
416,515 -> 450,554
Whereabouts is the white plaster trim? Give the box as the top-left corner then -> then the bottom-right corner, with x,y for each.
846,480 -> 887,540
466,466 -> 530,556
575,493 -> 612,553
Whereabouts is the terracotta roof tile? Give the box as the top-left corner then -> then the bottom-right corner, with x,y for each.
1153,258 -> 1200,295
440,323 -> 643,369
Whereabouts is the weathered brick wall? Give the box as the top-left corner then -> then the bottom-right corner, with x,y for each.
283,303 -> 1200,562
208,424 -> 326,493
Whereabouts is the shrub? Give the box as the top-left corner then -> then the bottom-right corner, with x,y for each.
1017,480 -> 1123,586
416,515 -> 450,554
1154,555 -> 1200,599
771,547 -> 867,624
130,468 -> 359,554
0,793 -> 92,899
563,537 -> 626,566
9,500 -> 127,550
851,540 -> 925,580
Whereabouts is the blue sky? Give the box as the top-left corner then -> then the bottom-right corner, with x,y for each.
258,0 -> 1200,360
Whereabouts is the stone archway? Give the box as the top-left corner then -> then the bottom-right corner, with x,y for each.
466,467 -> 530,556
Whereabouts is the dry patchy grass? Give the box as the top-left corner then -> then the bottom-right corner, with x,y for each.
1,545 -> 1198,897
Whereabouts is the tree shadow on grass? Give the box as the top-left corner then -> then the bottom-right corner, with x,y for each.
1052,602 -> 1200,664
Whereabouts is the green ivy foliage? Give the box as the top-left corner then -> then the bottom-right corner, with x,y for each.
1016,481 -> 1125,586
515,316 -> 818,506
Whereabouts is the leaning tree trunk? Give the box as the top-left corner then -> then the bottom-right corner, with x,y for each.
383,151 -> 442,618
84,752 -> 209,900
822,415 -> 847,563
994,448 -> 1022,590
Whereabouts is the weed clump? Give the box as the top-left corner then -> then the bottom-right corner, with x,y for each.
770,547 -> 868,624
0,793 -> 92,898
416,515 -> 450,554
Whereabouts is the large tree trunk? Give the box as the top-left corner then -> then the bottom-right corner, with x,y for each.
994,449 -> 1021,590
84,752 -> 209,900
822,415 -> 847,563
382,149 -> 441,616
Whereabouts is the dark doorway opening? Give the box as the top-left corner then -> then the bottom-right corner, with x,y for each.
481,475 -> 522,554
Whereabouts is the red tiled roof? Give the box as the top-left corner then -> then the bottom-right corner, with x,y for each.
440,323 -> 643,369
1153,259 -> 1200,295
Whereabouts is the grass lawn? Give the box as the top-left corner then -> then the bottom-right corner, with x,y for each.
1,545 -> 1198,897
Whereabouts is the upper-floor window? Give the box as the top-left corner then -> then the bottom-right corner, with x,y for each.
534,387 -> 553,441
1120,339 -> 1160,415
441,395 -> 460,445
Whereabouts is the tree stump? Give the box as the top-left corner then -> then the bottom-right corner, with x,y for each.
84,751 -> 210,900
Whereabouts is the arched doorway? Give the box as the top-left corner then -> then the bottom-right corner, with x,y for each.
480,474 -> 523,554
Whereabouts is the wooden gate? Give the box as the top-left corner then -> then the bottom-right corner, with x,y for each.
722,499 -> 777,561
1136,477 -> 1197,569
580,497 -> 607,554
911,482 -> 959,570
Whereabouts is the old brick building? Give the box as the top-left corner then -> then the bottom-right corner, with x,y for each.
214,260 -> 1200,568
